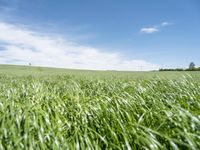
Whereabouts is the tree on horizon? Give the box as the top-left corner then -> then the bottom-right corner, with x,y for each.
189,62 -> 195,70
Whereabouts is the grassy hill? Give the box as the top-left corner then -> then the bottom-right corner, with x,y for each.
0,64 -> 199,149
0,64 -> 200,79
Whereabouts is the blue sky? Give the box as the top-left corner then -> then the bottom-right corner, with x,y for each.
0,0 -> 200,70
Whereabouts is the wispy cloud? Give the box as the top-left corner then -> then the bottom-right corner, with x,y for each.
140,21 -> 173,34
0,22 -> 159,71
161,21 -> 173,27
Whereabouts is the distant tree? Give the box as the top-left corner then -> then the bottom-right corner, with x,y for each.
189,62 -> 195,70
29,63 -> 31,66
159,62 -> 200,71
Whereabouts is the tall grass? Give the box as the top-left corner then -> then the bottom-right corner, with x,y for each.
0,74 -> 199,149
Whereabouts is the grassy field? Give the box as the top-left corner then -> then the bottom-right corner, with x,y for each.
0,64 -> 199,149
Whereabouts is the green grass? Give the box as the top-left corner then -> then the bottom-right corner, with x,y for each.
0,65 -> 199,149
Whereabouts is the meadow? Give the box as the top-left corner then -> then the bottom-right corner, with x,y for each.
0,65 -> 199,149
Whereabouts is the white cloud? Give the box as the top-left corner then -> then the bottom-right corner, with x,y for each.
140,27 -> 158,34
0,22 -> 159,71
161,22 -> 173,27
140,21 -> 173,34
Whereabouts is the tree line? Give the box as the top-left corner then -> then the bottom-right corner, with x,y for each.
159,62 -> 200,71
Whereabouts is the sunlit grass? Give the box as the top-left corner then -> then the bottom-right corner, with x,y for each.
0,72 -> 199,149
